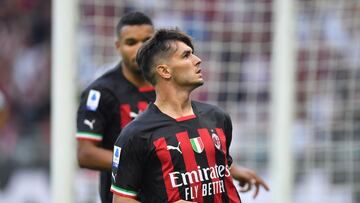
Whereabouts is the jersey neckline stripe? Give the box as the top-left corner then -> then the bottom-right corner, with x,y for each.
138,86 -> 155,92
175,114 -> 197,122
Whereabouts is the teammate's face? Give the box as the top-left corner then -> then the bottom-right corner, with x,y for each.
116,24 -> 154,75
166,41 -> 203,88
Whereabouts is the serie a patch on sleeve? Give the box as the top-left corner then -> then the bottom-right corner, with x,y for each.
112,146 -> 121,168
86,89 -> 101,111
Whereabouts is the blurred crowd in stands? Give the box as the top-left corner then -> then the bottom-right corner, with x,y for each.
0,0 -> 51,189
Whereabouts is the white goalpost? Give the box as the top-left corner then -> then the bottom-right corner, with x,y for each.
51,0 -> 78,202
270,0 -> 296,203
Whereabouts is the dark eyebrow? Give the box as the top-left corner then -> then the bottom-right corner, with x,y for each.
181,49 -> 192,57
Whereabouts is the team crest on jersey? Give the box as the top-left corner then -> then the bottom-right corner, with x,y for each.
211,129 -> 221,150
112,146 -> 121,168
86,89 -> 101,111
190,137 -> 204,153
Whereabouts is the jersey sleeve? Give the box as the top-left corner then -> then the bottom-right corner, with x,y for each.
76,87 -> 115,142
224,112 -> 234,167
110,130 -> 146,199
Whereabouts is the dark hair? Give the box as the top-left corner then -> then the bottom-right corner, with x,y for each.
136,28 -> 194,85
116,11 -> 153,38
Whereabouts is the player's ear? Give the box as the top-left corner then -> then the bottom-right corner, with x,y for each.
155,64 -> 171,80
115,40 -> 121,49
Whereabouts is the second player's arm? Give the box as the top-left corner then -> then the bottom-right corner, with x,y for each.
223,112 -> 269,198
77,139 -> 113,171
230,165 -> 269,198
76,88 -> 117,171
113,194 -> 140,203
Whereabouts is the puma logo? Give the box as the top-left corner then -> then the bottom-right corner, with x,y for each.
167,142 -> 182,154
84,119 -> 95,130
129,112 -> 138,118
112,172 -> 116,182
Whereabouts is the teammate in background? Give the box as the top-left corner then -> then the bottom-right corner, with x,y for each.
111,28 -> 268,202
76,12 -> 155,203
77,12 -> 268,203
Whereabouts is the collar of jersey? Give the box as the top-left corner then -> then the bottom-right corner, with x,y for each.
151,102 -> 198,122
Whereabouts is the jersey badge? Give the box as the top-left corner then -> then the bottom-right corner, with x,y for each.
112,146 -> 121,168
190,137 -> 204,153
167,142 -> 182,154
111,172 -> 116,183
211,129 -> 221,150
86,89 -> 101,111
129,111 -> 138,118
84,119 -> 95,130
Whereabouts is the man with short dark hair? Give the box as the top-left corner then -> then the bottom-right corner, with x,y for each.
76,12 -> 155,203
111,28 -> 268,202
78,11 -> 268,203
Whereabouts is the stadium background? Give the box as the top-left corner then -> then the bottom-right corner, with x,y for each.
0,0 -> 359,202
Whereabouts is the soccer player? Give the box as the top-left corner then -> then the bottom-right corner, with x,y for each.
78,11 -> 268,203
111,28 -> 267,202
76,12 -> 155,203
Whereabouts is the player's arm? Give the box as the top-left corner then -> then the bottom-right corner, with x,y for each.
223,111 -> 269,198
77,139 -> 113,170
230,165 -> 269,199
111,130 -> 144,201
76,88 -> 114,171
113,194 -> 140,203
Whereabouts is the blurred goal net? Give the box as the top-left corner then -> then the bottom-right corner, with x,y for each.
76,0 -> 360,202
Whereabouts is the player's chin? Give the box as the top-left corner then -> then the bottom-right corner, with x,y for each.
198,77 -> 204,84
194,79 -> 204,87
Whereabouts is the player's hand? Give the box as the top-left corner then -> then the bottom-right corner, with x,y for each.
230,165 -> 269,199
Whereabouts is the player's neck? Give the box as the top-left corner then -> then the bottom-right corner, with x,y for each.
121,64 -> 151,88
154,86 -> 194,119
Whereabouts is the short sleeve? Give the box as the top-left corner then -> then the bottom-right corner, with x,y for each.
76,88 -> 115,141
110,131 -> 145,199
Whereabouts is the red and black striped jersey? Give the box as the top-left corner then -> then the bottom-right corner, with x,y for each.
76,63 -> 155,203
111,101 -> 241,203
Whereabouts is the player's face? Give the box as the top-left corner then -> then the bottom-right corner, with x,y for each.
116,24 -> 154,75
167,41 -> 204,89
